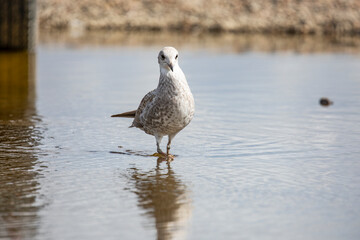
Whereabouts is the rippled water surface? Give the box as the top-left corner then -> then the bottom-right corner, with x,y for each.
1,33 -> 360,239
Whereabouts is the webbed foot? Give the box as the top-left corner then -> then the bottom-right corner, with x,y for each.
152,152 -> 174,161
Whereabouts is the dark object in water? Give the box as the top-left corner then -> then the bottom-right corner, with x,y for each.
319,97 -> 333,107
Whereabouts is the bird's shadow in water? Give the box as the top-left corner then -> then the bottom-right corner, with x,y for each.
110,146 -> 178,160
121,158 -> 191,240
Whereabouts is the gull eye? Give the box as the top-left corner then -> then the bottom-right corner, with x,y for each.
175,54 -> 178,59
161,54 -> 165,60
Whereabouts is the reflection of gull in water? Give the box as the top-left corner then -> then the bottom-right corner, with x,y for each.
123,159 -> 191,240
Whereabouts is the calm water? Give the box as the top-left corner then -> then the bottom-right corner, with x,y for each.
1,33 -> 360,239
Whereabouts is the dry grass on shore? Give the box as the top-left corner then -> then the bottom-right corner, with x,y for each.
38,0 -> 360,35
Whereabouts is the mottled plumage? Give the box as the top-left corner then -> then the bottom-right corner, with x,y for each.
112,47 -> 195,158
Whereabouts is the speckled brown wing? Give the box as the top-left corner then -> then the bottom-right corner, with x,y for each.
131,89 -> 157,129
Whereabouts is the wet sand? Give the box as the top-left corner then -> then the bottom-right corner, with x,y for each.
39,30 -> 360,54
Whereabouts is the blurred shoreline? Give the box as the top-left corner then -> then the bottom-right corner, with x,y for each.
39,30 -> 360,53
38,0 -> 360,35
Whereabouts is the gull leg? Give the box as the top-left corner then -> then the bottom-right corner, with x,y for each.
152,135 -> 166,157
166,133 -> 177,160
166,138 -> 171,156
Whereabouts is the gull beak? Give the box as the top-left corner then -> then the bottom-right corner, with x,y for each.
168,63 -> 174,72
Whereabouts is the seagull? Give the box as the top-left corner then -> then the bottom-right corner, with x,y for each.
111,47 -> 195,159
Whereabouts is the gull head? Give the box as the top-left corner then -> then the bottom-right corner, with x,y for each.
158,46 -> 179,73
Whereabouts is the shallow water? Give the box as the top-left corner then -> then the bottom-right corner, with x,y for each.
1,33 -> 360,239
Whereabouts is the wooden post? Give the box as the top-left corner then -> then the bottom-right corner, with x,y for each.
0,0 -> 37,51
0,51 -> 36,119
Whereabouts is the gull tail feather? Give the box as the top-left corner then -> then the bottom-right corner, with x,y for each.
111,110 -> 136,118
